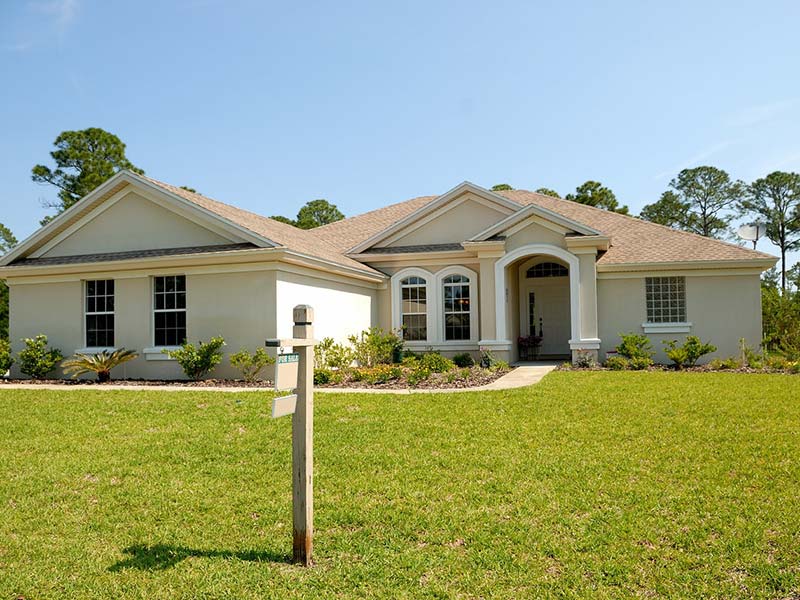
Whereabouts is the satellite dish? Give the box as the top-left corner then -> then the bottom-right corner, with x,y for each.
737,222 -> 767,248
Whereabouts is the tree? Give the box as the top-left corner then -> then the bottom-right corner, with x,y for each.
648,166 -> 743,239
787,262 -> 800,292
0,224 -> 18,340
491,183 -> 513,191
273,199 -> 345,229
639,190 -> 692,229
535,187 -> 561,198
739,171 -> 800,291
32,128 -> 144,223
565,181 -> 629,214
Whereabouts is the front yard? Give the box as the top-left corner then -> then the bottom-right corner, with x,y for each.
1,372 -> 798,598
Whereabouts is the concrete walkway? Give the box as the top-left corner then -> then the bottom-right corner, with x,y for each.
0,363 -> 558,395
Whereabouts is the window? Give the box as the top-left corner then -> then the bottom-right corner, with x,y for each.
646,276 -> 686,323
154,275 -> 186,346
85,280 -> 114,347
400,276 -> 427,341
443,274 -> 470,341
526,262 -> 568,278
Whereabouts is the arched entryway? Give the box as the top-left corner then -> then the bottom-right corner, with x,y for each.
518,258 -> 571,359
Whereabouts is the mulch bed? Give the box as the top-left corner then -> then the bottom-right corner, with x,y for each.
560,364 -> 798,375
317,367 -> 510,390
0,378 -> 274,387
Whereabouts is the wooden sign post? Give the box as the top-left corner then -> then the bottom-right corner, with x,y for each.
266,305 -> 316,566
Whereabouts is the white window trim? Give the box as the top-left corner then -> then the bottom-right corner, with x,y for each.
84,279 -> 115,350
148,275 -> 187,360
642,322 -> 693,334
435,266 -> 479,345
391,267 -> 435,345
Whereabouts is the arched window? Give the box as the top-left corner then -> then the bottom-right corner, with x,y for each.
400,276 -> 427,341
526,262 -> 568,278
442,274 -> 471,341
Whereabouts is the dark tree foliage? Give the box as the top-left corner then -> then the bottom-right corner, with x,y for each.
641,166 -> 743,239
739,171 -> 800,290
32,128 -> 144,223
566,181 -> 629,214
0,224 -> 18,340
535,187 -> 561,198
491,183 -> 513,191
761,271 -> 800,358
272,199 -> 345,229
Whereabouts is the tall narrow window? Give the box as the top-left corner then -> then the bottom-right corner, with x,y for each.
443,274 -> 470,341
645,276 -> 686,323
85,279 -> 114,347
401,276 -> 427,341
154,275 -> 187,346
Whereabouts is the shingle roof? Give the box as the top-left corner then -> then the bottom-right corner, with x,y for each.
10,243 -> 258,267
142,176 -> 381,275
316,188 -> 775,266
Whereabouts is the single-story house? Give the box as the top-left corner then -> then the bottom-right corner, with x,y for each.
0,171 -> 776,378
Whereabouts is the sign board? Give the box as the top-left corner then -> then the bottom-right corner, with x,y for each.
274,352 -> 299,391
272,394 -> 298,418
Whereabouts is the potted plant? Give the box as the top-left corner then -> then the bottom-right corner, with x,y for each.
517,335 -> 543,361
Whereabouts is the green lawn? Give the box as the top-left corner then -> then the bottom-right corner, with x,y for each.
1,372 -> 799,599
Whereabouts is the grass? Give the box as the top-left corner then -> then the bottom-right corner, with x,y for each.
1,371 -> 799,599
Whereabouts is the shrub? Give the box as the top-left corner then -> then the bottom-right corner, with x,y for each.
229,347 -> 275,383
361,364 -> 403,384
407,365 -> 431,387
616,333 -> 654,360
314,368 -> 332,385
573,351 -> 597,369
348,327 -> 403,367
419,352 -> 454,373
739,338 -> 764,369
787,361 -> 800,374
490,360 -> 510,372
445,368 -> 471,384
164,336 -> 225,380
629,356 -> 653,371
0,339 -> 13,375
765,354 -> 789,372
18,335 -> 63,379
61,348 -> 138,382
314,337 -> 354,371
604,355 -> 629,370
664,336 -> 717,369
708,357 -> 741,370
479,348 -> 498,368
453,352 -> 474,368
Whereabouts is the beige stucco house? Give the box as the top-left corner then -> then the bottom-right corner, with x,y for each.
0,171 -> 776,379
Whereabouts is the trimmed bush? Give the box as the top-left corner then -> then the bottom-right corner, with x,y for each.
573,351 -> 597,369
0,338 -> 13,375
61,348 -> 138,382
348,328 -> 403,367
709,357 -> 741,370
616,333 -> 654,360
628,356 -> 653,371
453,352 -> 475,368
314,368 -> 332,385
419,352 -> 455,373
229,347 -> 275,383
605,355 -> 629,371
664,336 -> 717,369
164,337 -> 225,380
18,335 -> 63,379
407,365 -> 431,387
314,337 -> 354,371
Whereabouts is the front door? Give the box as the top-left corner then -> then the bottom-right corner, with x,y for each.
521,278 -> 571,357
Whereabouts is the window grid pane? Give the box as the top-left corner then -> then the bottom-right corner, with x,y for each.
154,275 -> 187,346
400,276 -> 427,341
85,279 -> 114,347
443,278 -> 470,341
526,262 -> 568,278
645,276 -> 686,323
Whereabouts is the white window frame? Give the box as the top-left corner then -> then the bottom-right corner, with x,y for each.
436,266 -> 479,345
78,279 -> 117,353
144,274 -> 187,360
642,276 -> 691,333
391,268 -> 434,346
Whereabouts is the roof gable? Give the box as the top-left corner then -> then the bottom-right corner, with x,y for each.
347,182 -> 522,254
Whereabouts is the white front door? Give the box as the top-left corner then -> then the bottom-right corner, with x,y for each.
520,278 -> 571,356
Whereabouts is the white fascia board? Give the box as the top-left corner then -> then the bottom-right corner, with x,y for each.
596,258 -> 778,273
469,203 -> 601,242
347,181 -> 523,254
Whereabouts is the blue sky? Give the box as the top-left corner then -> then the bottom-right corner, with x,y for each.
1,0 -> 799,265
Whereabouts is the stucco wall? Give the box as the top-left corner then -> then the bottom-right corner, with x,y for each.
8,268 -> 279,380
597,273 -> 763,363
275,271 -> 375,343
42,192 -> 230,258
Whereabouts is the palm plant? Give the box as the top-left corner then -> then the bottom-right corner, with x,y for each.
61,349 -> 138,382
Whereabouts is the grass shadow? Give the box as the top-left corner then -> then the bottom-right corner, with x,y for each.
108,543 -> 291,571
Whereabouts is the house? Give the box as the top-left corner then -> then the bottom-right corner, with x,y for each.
0,171 -> 776,379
